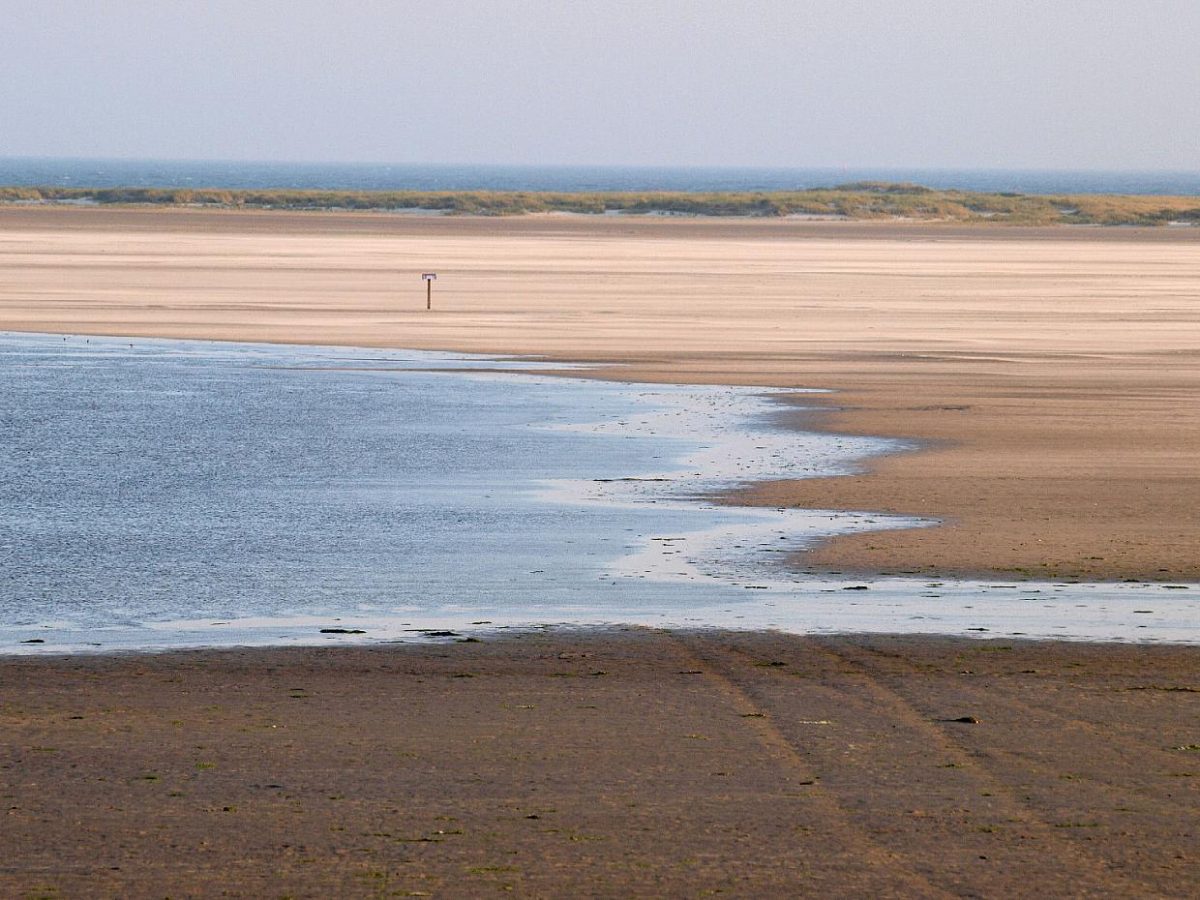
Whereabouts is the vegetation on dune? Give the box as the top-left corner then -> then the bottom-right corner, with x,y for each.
1,183 -> 1198,225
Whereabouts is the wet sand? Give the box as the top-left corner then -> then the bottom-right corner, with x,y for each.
2,631 -> 1197,897
2,206 -> 1198,580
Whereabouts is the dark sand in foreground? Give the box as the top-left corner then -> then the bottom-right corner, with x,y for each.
3,631 -> 1197,897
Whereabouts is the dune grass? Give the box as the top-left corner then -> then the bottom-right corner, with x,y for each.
1,182 -> 1198,225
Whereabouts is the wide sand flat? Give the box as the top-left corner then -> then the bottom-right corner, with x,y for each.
2,206 -> 1197,579
3,208 -> 1199,897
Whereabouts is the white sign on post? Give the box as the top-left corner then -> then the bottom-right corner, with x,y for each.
422,273 -> 437,309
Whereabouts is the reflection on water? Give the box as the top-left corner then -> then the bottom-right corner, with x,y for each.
1,333 -> 1196,652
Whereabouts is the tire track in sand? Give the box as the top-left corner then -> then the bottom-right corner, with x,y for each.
659,630 -> 956,899
672,631 -> 1160,898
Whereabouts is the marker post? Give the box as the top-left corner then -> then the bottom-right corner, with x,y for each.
422,272 -> 437,310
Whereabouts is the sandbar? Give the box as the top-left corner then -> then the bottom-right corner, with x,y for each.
1,206 -> 1197,579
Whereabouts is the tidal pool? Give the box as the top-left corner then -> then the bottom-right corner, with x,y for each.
1,333 -> 1195,652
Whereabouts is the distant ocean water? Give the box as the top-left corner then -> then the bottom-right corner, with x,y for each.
1,157 -> 1197,195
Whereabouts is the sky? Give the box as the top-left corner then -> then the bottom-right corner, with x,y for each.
1,0 -> 1197,170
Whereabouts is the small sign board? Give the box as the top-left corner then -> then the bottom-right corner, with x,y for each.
422,273 -> 437,281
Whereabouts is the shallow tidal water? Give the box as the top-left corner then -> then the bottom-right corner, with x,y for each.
1,333 -> 1196,653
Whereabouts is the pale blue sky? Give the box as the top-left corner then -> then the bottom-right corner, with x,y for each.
2,1 -> 1196,169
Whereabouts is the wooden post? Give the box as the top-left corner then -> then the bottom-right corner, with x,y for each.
422,273 -> 437,310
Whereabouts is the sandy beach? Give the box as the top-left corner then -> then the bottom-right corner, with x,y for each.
2,206 -> 1198,896
1,206 -> 1198,580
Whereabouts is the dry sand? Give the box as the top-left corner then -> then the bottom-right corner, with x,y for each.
2,206 -> 1198,580
3,631 -> 1198,897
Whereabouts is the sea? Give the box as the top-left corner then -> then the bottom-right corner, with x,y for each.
2,334 -> 1195,653
1,157 -> 1199,196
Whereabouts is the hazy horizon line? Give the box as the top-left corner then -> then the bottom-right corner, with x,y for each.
3,155 -> 1197,177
